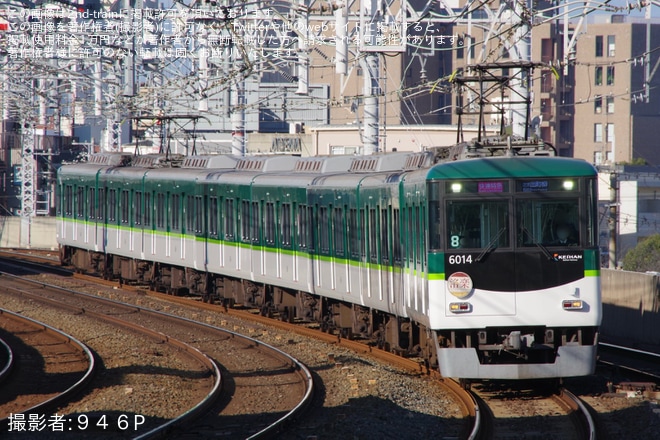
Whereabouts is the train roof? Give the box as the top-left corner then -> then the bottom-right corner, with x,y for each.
427,156 -> 597,180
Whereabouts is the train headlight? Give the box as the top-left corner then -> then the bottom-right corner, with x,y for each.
562,180 -> 575,191
449,302 -> 472,313
450,183 -> 462,193
562,300 -> 583,310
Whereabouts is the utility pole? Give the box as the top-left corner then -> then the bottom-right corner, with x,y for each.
609,171 -> 618,269
360,0 -> 381,155
511,0 -> 531,138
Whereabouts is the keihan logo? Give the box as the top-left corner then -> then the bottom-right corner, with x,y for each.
552,253 -> 583,262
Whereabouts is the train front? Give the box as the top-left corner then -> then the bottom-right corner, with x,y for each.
426,157 -> 601,380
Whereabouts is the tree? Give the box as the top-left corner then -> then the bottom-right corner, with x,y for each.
621,234 -> 660,272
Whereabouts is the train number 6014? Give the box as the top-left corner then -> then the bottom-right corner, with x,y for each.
448,254 -> 473,264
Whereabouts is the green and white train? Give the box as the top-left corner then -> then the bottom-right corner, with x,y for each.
56,143 -> 601,380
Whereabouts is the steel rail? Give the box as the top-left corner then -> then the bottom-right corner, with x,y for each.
0,308 -> 96,422
556,388 -> 597,440
0,336 -> 13,384
0,268 -> 314,439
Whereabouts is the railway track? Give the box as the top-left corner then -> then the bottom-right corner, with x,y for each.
0,309 -> 95,421
469,381 -> 596,440
0,250 -> 476,438
598,342 -> 660,381
0,259 -> 314,439
0,250 -> 612,439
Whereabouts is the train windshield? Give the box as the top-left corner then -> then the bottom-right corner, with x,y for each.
446,200 -> 509,249
429,176 -> 598,251
517,200 -> 579,246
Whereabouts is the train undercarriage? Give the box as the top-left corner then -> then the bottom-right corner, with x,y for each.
61,245 -> 596,377
60,246 -> 438,366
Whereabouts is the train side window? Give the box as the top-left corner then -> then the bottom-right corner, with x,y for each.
381,207 -> 389,263
88,187 -> 96,220
281,203 -> 292,248
209,196 -> 218,237
134,191 -> 142,226
319,206 -> 329,254
224,198 -> 234,240
348,208 -> 358,258
297,204 -> 307,250
171,194 -> 180,231
251,201 -> 259,243
393,208 -> 401,264
359,208 -> 366,260
415,206 -> 421,264
108,189 -> 117,223
265,202 -> 275,245
240,200 -> 248,242
587,178 -> 597,246
429,199 -> 442,250
186,195 -> 194,234
144,192 -> 151,227
333,206 -> 344,257
120,190 -> 130,224
407,206 -> 414,263
195,196 -> 204,234
76,186 -> 85,218
97,188 -> 106,221
369,207 -> 378,262
156,193 -> 165,229
65,185 -> 73,216
306,206 -> 315,252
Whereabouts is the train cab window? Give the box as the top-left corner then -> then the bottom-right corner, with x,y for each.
517,200 -> 580,246
446,200 -> 509,249
516,178 -> 582,247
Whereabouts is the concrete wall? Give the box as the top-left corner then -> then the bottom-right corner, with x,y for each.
0,216 -> 58,250
601,268 -> 660,351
